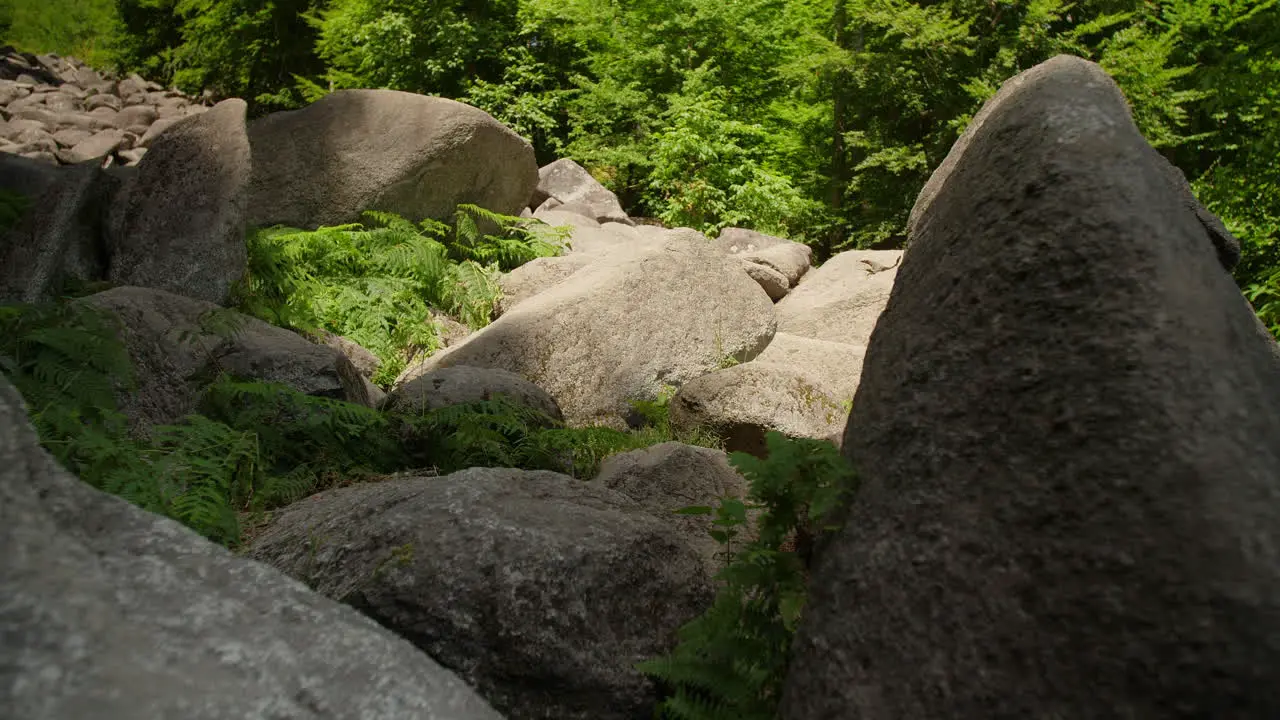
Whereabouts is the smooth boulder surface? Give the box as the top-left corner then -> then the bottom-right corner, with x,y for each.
781,55 -> 1280,720
773,249 -> 902,346
106,99 -> 251,305
247,90 -> 537,229
0,379 -> 504,720
409,235 -> 777,427
495,254 -> 594,316
248,467 -> 714,720
752,332 -> 867,401
530,158 -> 631,225
83,286 -> 371,429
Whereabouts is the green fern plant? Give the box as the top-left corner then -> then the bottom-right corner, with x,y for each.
235,208 -> 569,386
637,432 -> 857,719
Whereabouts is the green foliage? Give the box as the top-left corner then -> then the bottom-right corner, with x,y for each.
399,385 -> 722,479
638,431 -> 857,719
235,208 -> 568,386
308,0 -> 521,99
1,296 -> 723,548
3,0 -> 120,66
0,189 -> 31,235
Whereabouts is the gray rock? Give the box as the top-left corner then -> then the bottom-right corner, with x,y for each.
84,92 -> 122,112
781,55 -> 1280,720
138,115 -> 184,146
0,379 -> 503,720
50,127 -> 91,148
773,249 -> 902,346
670,361 -> 848,457
753,332 -> 867,400
323,333 -> 381,379
414,235 -> 777,427
530,158 -> 631,224
248,467 -> 714,720
591,442 -> 750,574
742,241 -> 812,286
0,149 -> 59,197
65,127 -> 125,162
496,254 -> 593,315
388,364 -> 563,423
713,226 -> 794,254
742,259 -> 790,301
0,161 -> 117,303
106,98 -> 250,305
247,90 -> 537,229
83,286 -> 371,430
117,103 -> 158,128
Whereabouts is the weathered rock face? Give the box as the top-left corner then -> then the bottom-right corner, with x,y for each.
669,362 -> 848,456
323,333 -> 381,379
773,249 -> 902,346
713,226 -> 794,255
83,286 -> 371,429
406,235 -> 777,427
496,254 -> 594,316
0,160 -> 118,303
0,48 -> 211,169
106,99 -> 251,305
782,55 -> 1280,720
247,90 -> 538,229
742,242 -> 812,287
752,332 -> 867,401
591,442 -> 751,574
0,150 -> 59,197
741,259 -> 790,301
387,365 -> 564,423
530,158 -> 632,225
0,379 -> 505,720
248,468 -> 714,720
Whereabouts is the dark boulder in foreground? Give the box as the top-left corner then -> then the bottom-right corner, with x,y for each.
782,55 -> 1280,719
0,378 -> 504,720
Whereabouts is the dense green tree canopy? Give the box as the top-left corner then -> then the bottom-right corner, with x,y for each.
5,0 -> 1278,327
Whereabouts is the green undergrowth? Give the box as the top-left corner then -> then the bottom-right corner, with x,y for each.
638,432 -> 857,719
0,297 -> 719,547
235,205 -> 571,386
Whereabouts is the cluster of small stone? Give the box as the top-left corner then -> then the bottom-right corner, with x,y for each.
0,47 -> 210,168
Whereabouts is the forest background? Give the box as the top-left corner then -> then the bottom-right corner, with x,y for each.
4,0 -> 1278,333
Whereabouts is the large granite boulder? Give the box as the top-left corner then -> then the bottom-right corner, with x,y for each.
530,158 -> 631,225
83,286 -> 371,429
752,332 -> 867,401
495,254 -> 594,316
248,467 -> 714,720
0,378 -> 504,720
669,361 -> 848,456
781,55 -> 1280,720
386,364 -> 564,422
0,160 -> 118,302
105,99 -> 251,305
402,235 -> 777,427
246,90 -> 537,229
0,150 -> 59,197
591,442 -> 751,574
773,249 -> 902,346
